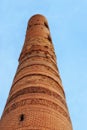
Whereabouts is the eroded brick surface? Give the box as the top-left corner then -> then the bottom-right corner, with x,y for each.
0,14 -> 73,130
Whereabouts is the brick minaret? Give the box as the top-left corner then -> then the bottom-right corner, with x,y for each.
0,14 -> 73,130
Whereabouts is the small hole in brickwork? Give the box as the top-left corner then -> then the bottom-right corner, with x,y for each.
44,45 -> 48,48
19,114 -> 24,122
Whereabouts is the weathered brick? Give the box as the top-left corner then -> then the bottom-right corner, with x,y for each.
0,14 -> 73,130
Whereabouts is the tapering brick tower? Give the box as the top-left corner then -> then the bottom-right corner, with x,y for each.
0,14 -> 73,130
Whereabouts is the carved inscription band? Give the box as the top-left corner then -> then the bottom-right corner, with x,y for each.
4,98 -> 71,122
7,87 -> 67,108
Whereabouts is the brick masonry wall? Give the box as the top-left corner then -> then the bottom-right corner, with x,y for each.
0,14 -> 73,130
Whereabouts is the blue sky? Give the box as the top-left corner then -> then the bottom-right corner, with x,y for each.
0,0 -> 87,130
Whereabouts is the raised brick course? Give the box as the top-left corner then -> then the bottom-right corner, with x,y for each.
0,14 -> 73,130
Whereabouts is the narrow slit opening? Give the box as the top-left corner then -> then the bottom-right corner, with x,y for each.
48,35 -> 52,43
44,22 -> 49,29
19,114 -> 24,122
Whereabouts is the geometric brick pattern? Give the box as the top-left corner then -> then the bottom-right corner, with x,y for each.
0,14 -> 73,130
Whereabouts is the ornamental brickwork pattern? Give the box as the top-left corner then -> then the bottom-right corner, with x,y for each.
0,14 -> 73,130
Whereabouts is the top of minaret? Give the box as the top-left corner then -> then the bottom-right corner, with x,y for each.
28,14 -> 49,28
23,14 -> 52,52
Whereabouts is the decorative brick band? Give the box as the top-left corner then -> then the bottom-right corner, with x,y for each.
6,87 -> 67,108
19,50 -> 56,65
19,36 -> 55,61
16,64 -> 59,79
13,67 -> 62,88
11,74 -> 65,97
20,53 -> 57,66
4,98 -> 70,122
19,55 -> 58,72
22,44 -> 55,56
23,37 -> 54,51
17,57 -> 58,74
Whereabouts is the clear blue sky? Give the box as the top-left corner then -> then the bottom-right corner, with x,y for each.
0,0 -> 87,130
